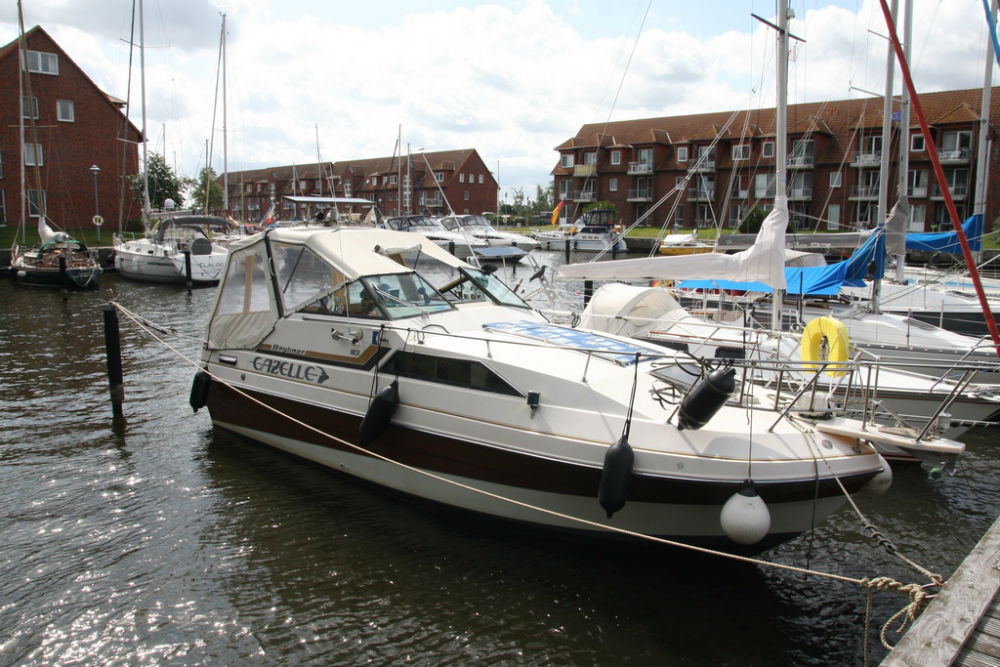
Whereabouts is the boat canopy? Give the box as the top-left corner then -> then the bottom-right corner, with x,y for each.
906,214 -> 982,254
577,283 -> 691,337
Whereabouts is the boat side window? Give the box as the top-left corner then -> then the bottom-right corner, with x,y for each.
367,273 -> 454,318
382,350 -> 520,395
271,242 -> 346,312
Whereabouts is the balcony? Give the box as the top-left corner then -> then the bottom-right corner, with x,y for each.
850,152 -> 881,168
687,188 -> 715,202
628,161 -> 653,175
627,188 -> 653,202
787,155 -> 814,169
930,183 -> 968,200
849,184 -> 879,200
573,190 -> 596,202
573,164 -> 597,177
907,185 -> 928,198
687,158 -> 715,173
789,186 -> 813,201
939,148 -> 971,164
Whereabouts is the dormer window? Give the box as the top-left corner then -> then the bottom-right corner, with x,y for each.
561,154 -> 574,168
676,146 -> 688,162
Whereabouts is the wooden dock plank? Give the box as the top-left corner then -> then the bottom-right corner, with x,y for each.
881,514 -> 1000,666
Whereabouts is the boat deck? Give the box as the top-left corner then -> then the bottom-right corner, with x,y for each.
880,513 -> 1000,666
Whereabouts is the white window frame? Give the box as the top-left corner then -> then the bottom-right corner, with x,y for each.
829,171 -> 842,188
478,174 -> 483,184
27,189 -> 46,217
584,151 -> 597,165
909,204 -> 926,231
762,141 -> 775,159
23,142 -> 43,167
561,154 -> 574,168
22,95 -> 39,119
609,177 -> 618,192
464,190 -> 470,201
435,173 -> 443,183
910,134 -> 925,152
459,173 -> 465,183
732,144 -> 750,161
610,150 -> 621,165
676,146 -> 688,162
24,50 -> 58,75
56,99 -> 74,122
0,189 -> 6,222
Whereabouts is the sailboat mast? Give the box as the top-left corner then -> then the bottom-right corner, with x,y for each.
873,0 -> 899,311
894,0 -> 913,283
771,0 -> 790,331
974,0 -> 997,254
16,1 -> 26,242
139,0 -> 150,220
222,13 -> 228,212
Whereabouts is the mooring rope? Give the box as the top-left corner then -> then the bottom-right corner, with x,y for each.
109,301 -> 945,658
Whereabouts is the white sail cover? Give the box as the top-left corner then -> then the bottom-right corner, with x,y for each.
884,198 -> 909,257
559,197 -> 789,290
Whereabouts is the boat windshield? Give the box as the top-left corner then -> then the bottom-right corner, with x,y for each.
435,267 -> 531,309
461,215 -> 492,230
385,215 -> 443,232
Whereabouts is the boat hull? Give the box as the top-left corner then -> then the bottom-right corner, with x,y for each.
202,377 -> 875,548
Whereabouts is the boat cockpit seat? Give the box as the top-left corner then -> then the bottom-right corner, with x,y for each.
190,237 -> 213,255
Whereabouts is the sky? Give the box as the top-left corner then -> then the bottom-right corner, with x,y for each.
2,0 -> 998,205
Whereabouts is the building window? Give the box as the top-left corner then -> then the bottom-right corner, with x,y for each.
21,95 -> 39,119
676,146 -> 688,162
829,171 -> 842,188
459,173 -> 465,183
478,174 -> 484,184
909,204 -> 926,231
23,142 -> 43,167
674,208 -> 684,225
464,190 -> 470,201
754,173 -> 775,198
559,180 -> 570,198
24,50 -> 58,75
0,149 -> 3,178
762,141 -> 774,158
27,189 -> 46,217
827,204 -> 840,231
732,144 -> 750,160
245,184 -> 252,193
561,154 -> 574,168
299,179 -> 306,191
435,173 -> 443,183
0,190 -> 6,221
910,134 -> 925,152
609,177 -> 618,192
584,151 -> 597,165
611,150 -> 621,165
56,99 -> 74,122
389,175 -> 398,185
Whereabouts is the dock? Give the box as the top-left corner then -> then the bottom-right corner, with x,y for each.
880,513 -> 1000,666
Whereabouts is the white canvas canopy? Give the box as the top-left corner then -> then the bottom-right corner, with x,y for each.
559,197 -> 790,290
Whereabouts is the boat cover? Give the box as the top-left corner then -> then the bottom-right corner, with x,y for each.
906,214 -> 982,253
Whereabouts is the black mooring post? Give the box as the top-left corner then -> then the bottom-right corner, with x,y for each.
584,280 -> 594,307
564,238 -> 571,263
59,255 -> 68,294
183,249 -> 193,293
102,304 -> 124,419
448,241 -> 456,256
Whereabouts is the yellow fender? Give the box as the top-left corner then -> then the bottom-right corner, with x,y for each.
800,316 -> 851,376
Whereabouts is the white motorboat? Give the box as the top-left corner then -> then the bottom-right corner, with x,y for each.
377,214 -> 486,256
114,215 -> 229,285
439,214 -> 539,252
533,209 -> 628,253
191,226 -> 964,550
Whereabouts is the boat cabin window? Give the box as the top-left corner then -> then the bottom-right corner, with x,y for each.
215,246 -> 271,316
367,272 -> 453,318
382,350 -> 520,395
271,242 -> 346,312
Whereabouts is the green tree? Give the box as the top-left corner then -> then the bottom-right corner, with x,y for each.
738,206 -> 768,234
131,152 -> 187,211
190,166 -> 224,213
584,200 -> 616,215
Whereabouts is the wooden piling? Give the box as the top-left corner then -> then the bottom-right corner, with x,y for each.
183,249 -> 192,292
102,304 -> 125,419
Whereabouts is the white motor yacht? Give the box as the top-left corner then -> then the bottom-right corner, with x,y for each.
190,227 -> 961,549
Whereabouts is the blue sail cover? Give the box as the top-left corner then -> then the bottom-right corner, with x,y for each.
905,214 -> 982,253
679,229 -> 886,296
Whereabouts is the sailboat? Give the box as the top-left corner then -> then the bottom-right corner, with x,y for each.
112,4 -> 228,286
9,2 -> 101,289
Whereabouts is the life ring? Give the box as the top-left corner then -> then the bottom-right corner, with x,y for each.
800,316 -> 850,376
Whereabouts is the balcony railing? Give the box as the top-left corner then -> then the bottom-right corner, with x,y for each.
687,158 -> 715,173
849,184 -> 879,199
627,161 -> 653,175
787,155 -> 815,168
851,152 -> 881,167
907,186 -> 928,198
939,148 -> 970,163
627,188 -> 653,201
930,183 -> 968,199
573,190 -> 596,202
687,188 -> 715,201
573,164 -> 597,177
789,186 -> 813,200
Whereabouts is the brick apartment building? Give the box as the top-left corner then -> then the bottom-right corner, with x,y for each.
222,148 -> 499,223
553,87 -> 1000,234
0,26 -> 142,234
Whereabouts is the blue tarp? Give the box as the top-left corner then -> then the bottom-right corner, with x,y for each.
678,228 -> 886,296
905,214 -> 982,253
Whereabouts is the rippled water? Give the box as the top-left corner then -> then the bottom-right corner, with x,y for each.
1,259 -> 998,666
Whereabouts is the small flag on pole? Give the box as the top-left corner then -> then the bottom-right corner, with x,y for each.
551,200 -> 564,225
260,204 -> 276,228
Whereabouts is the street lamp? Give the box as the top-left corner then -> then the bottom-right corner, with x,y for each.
89,164 -> 102,242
